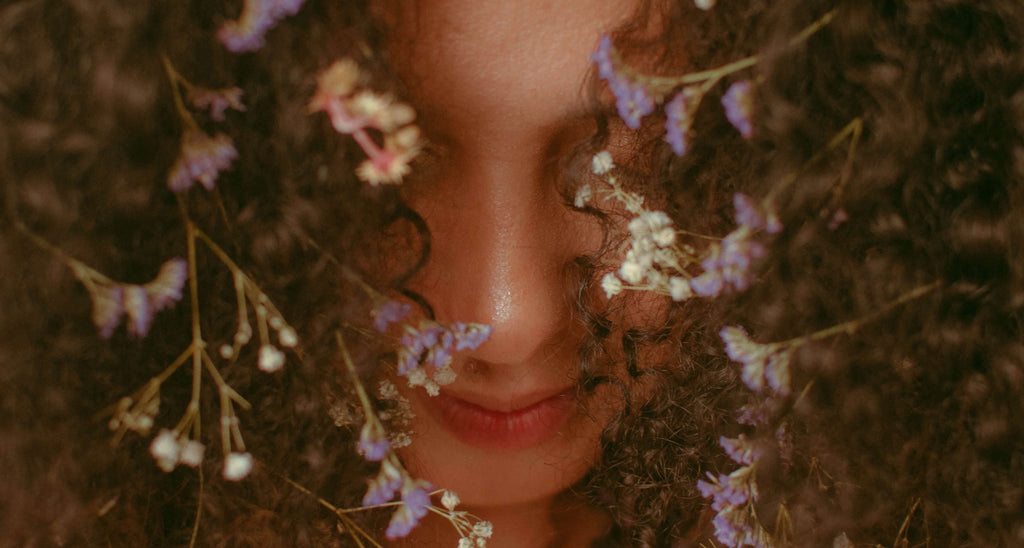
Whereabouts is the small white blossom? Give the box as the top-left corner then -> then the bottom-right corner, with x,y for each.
601,272 -> 623,298
591,150 -> 614,174
277,326 -> 298,348
458,539 -> 474,548
149,429 -> 180,472
179,439 -> 205,467
669,277 -> 692,301
472,521 -> 493,539
441,489 -> 461,511
223,452 -> 253,481
434,365 -> 457,386
653,227 -> 676,247
619,260 -> 644,285
694,0 -> 716,10
258,344 -> 285,372
574,183 -> 592,208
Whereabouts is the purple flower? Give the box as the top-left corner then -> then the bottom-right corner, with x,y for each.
362,461 -> 403,506
91,284 -> 124,339
690,269 -> 725,297
188,87 -> 246,122
218,0 -> 307,53
722,80 -> 754,139
123,285 -> 152,337
385,480 -> 433,539
145,258 -> 188,311
371,300 -> 411,332
357,422 -> 390,462
167,130 -> 238,192
452,322 -> 492,351
719,435 -> 760,466
733,193 -> 765,230
719,231 -> 766,291
665,89 -> 693,155
591,36 -> 616,80
612,78 -> 655,130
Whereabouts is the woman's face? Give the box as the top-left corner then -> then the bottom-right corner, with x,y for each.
376,0 -> 640,510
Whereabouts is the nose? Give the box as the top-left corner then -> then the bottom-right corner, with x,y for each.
406,149 -> 597,368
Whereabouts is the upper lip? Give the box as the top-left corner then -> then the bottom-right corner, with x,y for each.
438,386 -> 575,413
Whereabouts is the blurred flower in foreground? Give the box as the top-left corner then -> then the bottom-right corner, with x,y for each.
167,130 -> 239,192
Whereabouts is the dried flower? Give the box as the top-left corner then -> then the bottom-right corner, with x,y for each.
149,429 -> 181,472
257,344 -> 285,372
669,276 -> 692,301
167,130 -> 238,192
722,80 -> 754,139
91,284 -> 124,339
218,0 -> 307,53
223,452 -> 254,481
123,285 -> 152,337
591,150 -> 615,175
665,88 -> 698,156
385,480 -> 433,539
441,489 -> 461,511
145,258 -> 188,311
592,36 -> 655,129
178,439 -> 205,468
601,272 -> 623,298
574,183 -> 592,208
372,300 -> 412,332
188,86 -> 246,121
695,0 -> 717,9
357,421 -> 390,462
363,459 -> 404,506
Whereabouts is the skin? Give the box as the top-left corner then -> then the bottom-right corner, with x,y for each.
373,0 -> 643,545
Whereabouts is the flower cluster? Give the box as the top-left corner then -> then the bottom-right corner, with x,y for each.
697,435 -> 772,547
583,151 -> 779,304
149,428 -> 205,473
75,258 -> 188,338
217,0 -> 306,53
372,300 -> 492,396
720,326 -> 793,396
187,86 -> 246,121
309,59 -> 423,185
440,490 -> 494,547
167,130 -> 239,193
592,36 -> 754,151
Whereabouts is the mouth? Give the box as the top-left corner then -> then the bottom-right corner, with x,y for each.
421,387 -> 576,451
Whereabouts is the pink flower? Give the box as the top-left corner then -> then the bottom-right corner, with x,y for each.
188,87 -> 246,121
722,80 -> 754,139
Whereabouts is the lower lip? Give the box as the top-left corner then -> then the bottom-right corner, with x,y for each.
424,390 -> 575,451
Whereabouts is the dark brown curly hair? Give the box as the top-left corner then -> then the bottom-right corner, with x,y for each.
2,0 -> 1023,547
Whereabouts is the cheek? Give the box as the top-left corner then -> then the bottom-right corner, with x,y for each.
395,382 -> 622,507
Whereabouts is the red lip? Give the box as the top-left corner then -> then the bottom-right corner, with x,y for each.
423,388 -> 576,450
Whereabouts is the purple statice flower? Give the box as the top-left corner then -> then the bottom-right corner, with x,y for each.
722,80 -> 754,139
145,258 -> 188,311
188,86 -> 246,122
719,435 -> 760,466
167,130 -> 238,192
665,89 -> 695,156
611,77 -> 655,130
690,267 -> 725,297
718,230 -> 766,291
218,0 -> 307,53
385,480 -> 433,540
720,325 -> 781,393
452,322 -> 493,351
372,300 -> 411,332
696,468 -> 753,512
591,36 -> 616,80
123,284 -> 152,337
363,460 -> 403,506
91,284 -> 124,339
765,350 -> 792,396
357,421 -> 390,462
733,192 -> 782,234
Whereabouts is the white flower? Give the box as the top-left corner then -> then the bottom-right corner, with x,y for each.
149,429 -> 180,472
601,272 -> 623,298
574,183 -> 592,208
694,0 -> 716,10
179,439 -> 205,467
458,539 -> 474,548
472,521 -> 493,539
653,227 -> 676,247
619,260 -> 644,285
434,365 -> 457,386
591,150 -> 614,174
669,277 -> 692,301
223,452 -> 253,481
258,344 -> 285,372
277,326 -> 298,348
406,367 -> 428,387
441,489 -> 461,511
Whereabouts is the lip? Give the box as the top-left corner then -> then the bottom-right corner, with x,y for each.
421,388 -> 576,451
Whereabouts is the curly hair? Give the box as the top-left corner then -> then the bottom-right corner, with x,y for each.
2,0 -> 1023,547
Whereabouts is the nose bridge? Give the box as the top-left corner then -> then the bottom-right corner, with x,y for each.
420,154 -> 576,364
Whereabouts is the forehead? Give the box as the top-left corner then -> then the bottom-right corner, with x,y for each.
381,0 -> 638,142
